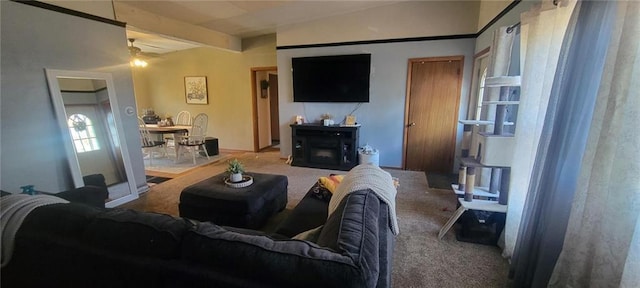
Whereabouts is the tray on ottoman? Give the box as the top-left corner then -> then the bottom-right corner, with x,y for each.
179,172 -> 288,229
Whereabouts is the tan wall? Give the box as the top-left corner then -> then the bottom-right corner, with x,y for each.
132,34 -> 276,151
58,78 -> 97,91
132,69 -> 152,114
477,0 -> 514,31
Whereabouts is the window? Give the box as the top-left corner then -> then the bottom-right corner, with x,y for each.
67,114 -> 100,153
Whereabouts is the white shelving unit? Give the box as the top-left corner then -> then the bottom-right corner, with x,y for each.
451,184 -> 499,199
484,75 -> 521,87
458,120 -> 495,126
438,198 -> 508,240
482,100 -> 520,105
459,120 -> 515,126
441,72 -> 521,240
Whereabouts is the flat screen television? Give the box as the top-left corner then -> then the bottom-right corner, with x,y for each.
292,54 -> 371,102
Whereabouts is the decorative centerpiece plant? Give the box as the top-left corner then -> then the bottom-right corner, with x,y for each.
320,113 -> 333,120
227,158 -> 245,182
321,113 -> 334,126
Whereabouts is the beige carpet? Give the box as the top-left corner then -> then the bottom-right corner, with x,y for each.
122,151 -> 509,287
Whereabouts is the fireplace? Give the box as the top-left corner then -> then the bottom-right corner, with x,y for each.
310,148 -> 339,165
290,124 -> 360,171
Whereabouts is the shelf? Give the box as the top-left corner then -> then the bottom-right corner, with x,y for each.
438,195 -> 507,240
459,120 -> 494,126
483,76 -> 521,87
476,132 -> 515,167
459,120 -> 515,126
451,184 -> 499,198
478,132 -> 515,137
290,123 -> 359,131
458,198 -> 507,213
459,157 -> 510,168
460,157 -> 485,167
482,100 -> 520,105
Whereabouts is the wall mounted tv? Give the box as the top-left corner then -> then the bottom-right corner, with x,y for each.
292,54 -> 371,102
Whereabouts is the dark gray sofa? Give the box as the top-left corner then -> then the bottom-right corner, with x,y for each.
1,184 -> 394,288
0,173 -> 108,208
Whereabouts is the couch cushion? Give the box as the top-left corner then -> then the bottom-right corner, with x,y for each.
18,203 -> 103,239
316,190 -> 381,284
376,203 -> 394,288
292,225 -> 323,242
274,183 -> 329,238
81,209 -> 194,259
181,222 -> 369,287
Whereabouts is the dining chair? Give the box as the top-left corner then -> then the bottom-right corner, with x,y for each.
176,113 -> 209,165
175,111 -> 192,126
165,110 -> 192,146
138,117 -> 167,166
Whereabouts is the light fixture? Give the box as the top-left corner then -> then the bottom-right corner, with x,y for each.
128,38 -> 148,68
131,58 -> 148,68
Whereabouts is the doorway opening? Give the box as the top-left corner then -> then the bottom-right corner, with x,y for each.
251,67 -> 279,152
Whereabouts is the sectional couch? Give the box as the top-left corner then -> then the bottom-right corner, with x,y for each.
1,174 -> 395,287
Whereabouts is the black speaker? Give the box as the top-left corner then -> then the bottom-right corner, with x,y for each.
200,137 -> 219,156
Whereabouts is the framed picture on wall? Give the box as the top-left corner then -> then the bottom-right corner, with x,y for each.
184,76 -> 208,104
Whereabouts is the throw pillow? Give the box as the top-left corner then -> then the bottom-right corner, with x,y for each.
318,174 -> 344,194
311,184 -> 332,201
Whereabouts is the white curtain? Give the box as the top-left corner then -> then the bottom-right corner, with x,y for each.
549,1 -> 640,286
504,0 -> 576,258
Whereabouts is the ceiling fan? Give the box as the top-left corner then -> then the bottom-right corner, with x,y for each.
128,38 -> 148,67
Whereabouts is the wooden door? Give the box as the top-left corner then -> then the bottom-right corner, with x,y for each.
269,74 -> 279,142
251,66 -> 277,152
404,56 -> 463,173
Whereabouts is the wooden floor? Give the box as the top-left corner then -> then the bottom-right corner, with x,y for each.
144,149 -> 247,178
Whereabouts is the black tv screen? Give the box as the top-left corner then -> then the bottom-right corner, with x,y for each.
292,54 -> 371,102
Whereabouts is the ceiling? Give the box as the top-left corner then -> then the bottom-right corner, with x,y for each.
126,29 -> 201,55
120,0 -> 409,54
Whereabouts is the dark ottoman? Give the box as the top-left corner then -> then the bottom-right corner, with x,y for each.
179,172 -> 288,229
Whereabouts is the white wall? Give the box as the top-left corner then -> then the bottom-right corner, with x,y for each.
277,38 -> 476,168
275,0 -> 481,169
278,1 -> 479,47
1,1 -> 146,193
475,0 -> 539,53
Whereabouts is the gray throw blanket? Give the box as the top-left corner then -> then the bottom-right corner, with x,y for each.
328,164 -> 399,235
1,194 -> 68,267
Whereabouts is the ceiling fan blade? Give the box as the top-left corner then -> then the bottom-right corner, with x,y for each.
139,43 -> 163,49
140,51 -> 162,58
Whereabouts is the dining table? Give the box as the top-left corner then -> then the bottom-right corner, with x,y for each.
143,124 -> 191,158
